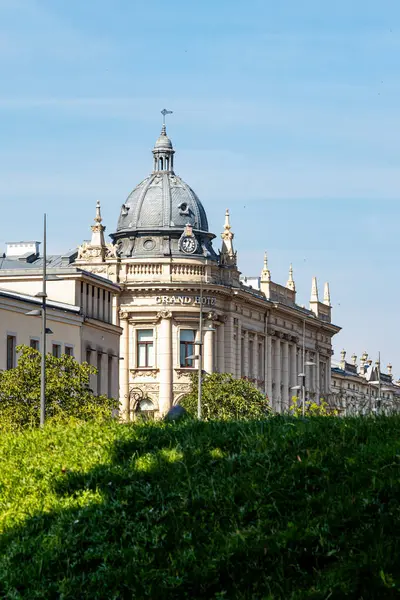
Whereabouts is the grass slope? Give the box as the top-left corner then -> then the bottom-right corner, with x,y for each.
1,416 -> 400,599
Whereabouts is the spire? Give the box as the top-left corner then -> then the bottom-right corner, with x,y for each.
153,110 -> 175,173
260,251 -> 271,282
219,209 -> 237,266
323,281 -> 331,306
286,263 -> 296,292
310,276 -> 319,302
90,200 -> 106,248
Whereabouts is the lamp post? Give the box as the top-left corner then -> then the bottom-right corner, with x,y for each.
186,278 -> 215,420
25,215 -> 57,427
291,320 -> 316,416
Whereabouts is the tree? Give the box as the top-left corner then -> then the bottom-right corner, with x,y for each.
180,372 -> 271,421
0,345 -> 117,429
289,396 -> 338,417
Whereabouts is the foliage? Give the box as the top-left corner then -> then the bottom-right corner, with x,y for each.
290,395 -> 338,417
180,372 -> 271,420
0,345 -> 117,429
1,416 -> 400,598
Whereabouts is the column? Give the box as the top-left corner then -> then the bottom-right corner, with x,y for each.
266,335 -> 272,400
273,337 -> 281,412
327,356 -> 332,395
282,340 -> 289,411
252,334 -> 258,381
119,314 -> 130,421
100,352 -> 108,397
225,314 -> 235,375
236,320 -> 242,377
243,331 -> 249,378
217,322 -> 225,373
316,350 -> 320,402
290,344 -> 297,389
158,311 -> 173,416
204,320 -> 214,373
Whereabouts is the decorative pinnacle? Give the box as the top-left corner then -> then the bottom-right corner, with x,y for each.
94,200 -> 102,224
224,209 -> 231,231
310,276 -> 319,302
286,263 -> 296,292
261,251 -> 271,282
323,281 -> 331,306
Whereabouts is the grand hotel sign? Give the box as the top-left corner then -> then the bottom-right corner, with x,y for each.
155,295 -> 216,306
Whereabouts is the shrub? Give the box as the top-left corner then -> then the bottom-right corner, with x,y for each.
0,345 -> 117,429
290,395 -> 338,417
180,372 -> 271,420
1,416 -> 400,598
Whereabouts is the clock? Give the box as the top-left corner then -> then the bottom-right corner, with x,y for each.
180,235 -> 197,254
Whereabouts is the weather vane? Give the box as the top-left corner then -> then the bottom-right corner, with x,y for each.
161,108 -> 173,125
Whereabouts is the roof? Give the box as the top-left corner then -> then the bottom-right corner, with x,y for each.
0,254 -> 120,290
0,288 -> 80,313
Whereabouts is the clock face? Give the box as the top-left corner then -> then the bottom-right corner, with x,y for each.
181,236 -> 197,254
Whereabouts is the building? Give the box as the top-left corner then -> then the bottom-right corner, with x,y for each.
331,350 -> 400,415
0,246 -> 121,398
74,122 -> 341,418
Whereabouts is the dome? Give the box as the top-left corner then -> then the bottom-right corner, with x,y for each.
154,130 -> 173,149
116,172 -> 209,233
110,123 -> 217,260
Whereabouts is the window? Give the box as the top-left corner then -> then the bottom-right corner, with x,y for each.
6,335 -> 16,369
30,338 -> 40,351
52,344 -> 61,358
65,345 -> 74,357
137,329 -> 154,367
86,348 -> 91,365
180,330 -> 195,367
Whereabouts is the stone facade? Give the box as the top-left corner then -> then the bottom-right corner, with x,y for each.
331,350 -> 400,415
0,263 -> 121,398
75,121 -> 340,418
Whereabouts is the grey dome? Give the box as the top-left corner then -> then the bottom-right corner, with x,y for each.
110,124 -> 217,261
116,172 -> 209,233
154,132 -> 172,149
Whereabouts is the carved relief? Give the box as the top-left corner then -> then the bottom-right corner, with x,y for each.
131,369 -> 159,378
156,309 -> 173,320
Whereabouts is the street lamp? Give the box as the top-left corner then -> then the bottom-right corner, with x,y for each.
23,215 -> 48,426
193,278 -> 216,420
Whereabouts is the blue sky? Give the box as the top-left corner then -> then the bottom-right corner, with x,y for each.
1,0 -> 400,373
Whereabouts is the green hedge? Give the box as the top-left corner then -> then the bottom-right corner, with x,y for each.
1,416 -> 400,598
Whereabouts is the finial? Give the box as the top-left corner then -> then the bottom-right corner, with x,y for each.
387,363 -> 393,376
95,200 -> 102,224
224,208 -> 231,231
310,276 -> 319,302
219,208 -> 236,266
286,263 -> 296,292
341,349 -> 346,360
351,353 -> 357,365
261,251 -> 271,282
323,282 -> 331,306
161,108 -> 173,126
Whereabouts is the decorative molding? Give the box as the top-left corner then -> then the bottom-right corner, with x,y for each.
156,309 -> 173,320
119,311 -> 129,320
206,310 -> 218,322
131,368 -> 159,378
174,368 -> 196,379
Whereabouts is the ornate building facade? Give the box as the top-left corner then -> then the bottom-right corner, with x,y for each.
75,122 -> 341,418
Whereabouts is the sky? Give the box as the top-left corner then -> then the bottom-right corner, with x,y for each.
1,0 -> 400,374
